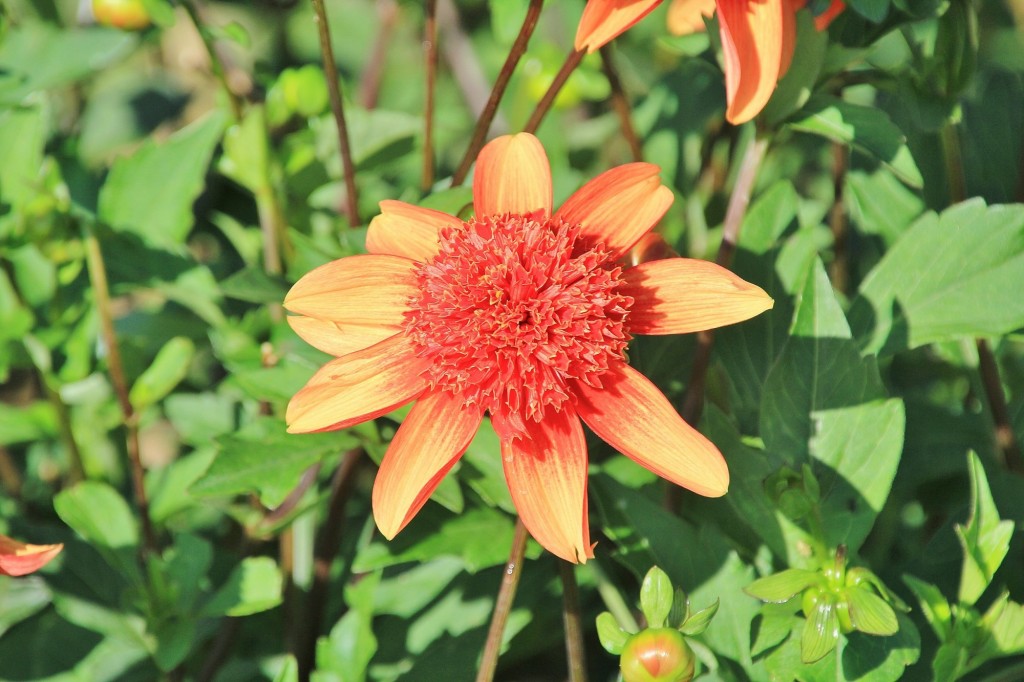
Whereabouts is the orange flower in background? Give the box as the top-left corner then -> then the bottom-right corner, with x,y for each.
0,534 -> 63,576
575,0 -> 845,125
285,133 -> 773,563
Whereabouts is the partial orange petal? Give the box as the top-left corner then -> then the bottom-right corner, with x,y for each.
372,390 -> 484,539
666,0 -> 716,36
501,410 -> 594,564
365,200 -> 461,262
287,315 -> 399,358
573,363 -> 729,497
575,0 -> 665,53
286,334 -> 430,433
814,0 -> 844,29
0,534 -> 63,577
283,254 -> 416,327
718,0 -> 786,124
622,258 -> 773,334
554,163 -> 674,259
780,2 -> 797,77
473,133 -> 553,218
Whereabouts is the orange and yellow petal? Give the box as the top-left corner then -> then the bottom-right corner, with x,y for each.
575,0 -> 664,53
501,410 -> 594,564
283,254 -> 417,327
473,133 -> 553,219
622,258 -> 773,334
286,334 -> 430,434
287,316 -> 399,358
718,0 -> 786,124
573,362 -> 729,497
372,391 -> 484,539
0,535 -> 63,577
554,163 -> 674,259
666,0 -> 716,36
365,200 -> 460,262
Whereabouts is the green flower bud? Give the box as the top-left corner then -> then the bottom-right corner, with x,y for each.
620,628 -> 695,682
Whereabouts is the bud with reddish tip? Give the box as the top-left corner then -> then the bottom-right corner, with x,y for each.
620,628 -> 695,682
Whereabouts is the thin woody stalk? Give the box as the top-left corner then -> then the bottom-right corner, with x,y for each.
181,0 -> 245,121
599,45 -> 643,162
476,519 -> 530,682
423,0 -> 439,190
523,49 -> 585,134
559,561 -> 588,682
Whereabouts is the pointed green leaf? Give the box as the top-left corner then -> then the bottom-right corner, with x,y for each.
980,593 -> 1024,660
640,566 -> 674,628
202,557 -> 282,617
957,451 -> 1014,604
128,337 -> 195,410
680,599 -> 719,637
272,655 -> 299,682
596,612 -> 630,655
933,642 -> 969,682
801,599 -> 841,663
902,574 -> 952,641
746,569 -> 822,603
53,481 -> 140,581
845,586 -> 898,636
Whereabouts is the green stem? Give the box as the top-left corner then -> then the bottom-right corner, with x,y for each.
559,561 -> 588,682
476,519 -> 530,682
586,560 -> 639,632
181,0 -> 245,121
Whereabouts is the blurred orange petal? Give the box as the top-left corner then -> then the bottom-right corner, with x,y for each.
366,200 -> 460,262
0,535 -> 62,577
474,133 -> 552,218
575,0 -> 664,52
718,0 -> 786,124
667,0 -> 716,35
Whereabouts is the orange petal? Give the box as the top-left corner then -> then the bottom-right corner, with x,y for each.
573,363 -> 729,497
365,200 -> 461,262
625,232 -> 679,267
554,163 -> 674,259
283,254 -> 417,327
372,390 -> 484,539
0,534 -> 63,577
501,410 -> 594,564
575,0 -> 665,52
718,0 -> 786,124
622,258 -> 774,334
814,0 -> 844,29
286,334 -> 430,433
780,2 -> 797,76
666,0 -> 716,36
473,133 -> 552,218
287,315 -> 399,358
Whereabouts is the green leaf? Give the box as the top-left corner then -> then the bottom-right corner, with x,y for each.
680,599 -> 719,637
98,111 -> 227,246
315,571 -> 379,682
956,451 -> 1014,604
0,576 -> 52,638
852,200 -> 1024,355
202,556 -> 283,617
787,96 -> 921,187
53,481 -> 140,580
746,569 -> 822,603
128,336 -> 195,410
274,656 -> 300,682
980,593 -> 1024,660
639,566 -> 674,628
933,642 -> 969,682
844,586 -> 898,636
596,612 -> 629,654
152,618 -> 196,672
0,105 -> 47,210
847,0 -> 891,21
219,267 -> 289,304
802,599 -> 840,663
0,401 -> 57,446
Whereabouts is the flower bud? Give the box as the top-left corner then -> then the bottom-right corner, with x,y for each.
620,628 -> 695,682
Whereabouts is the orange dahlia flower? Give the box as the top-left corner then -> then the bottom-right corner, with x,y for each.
285,133 -> 772,563
575,0 -> 845,125
0,534 -> 63,576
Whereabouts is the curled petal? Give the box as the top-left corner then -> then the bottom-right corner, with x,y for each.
667,0 -> 716,36
287,316 -> 399,358
575,0 -> 664,53
718,0 -> 786,124
373,391 -> 484,539
574,363 -> 729,497
284,255 -> 417,327
366,200 -> 460,262
554,163 -> 674,259
814,0 -> 845,29
0,534 -> 63,577
286,334 -> 430,433
623,258 -> 774,334
473,133 -> 553,218
502,410 -> 594,564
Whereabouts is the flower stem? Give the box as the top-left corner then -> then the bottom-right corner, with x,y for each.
181,0 -> 246,121
828,143 -> 849,295
422,0 -> 439,191
358,0 -> 399,110
523,48 -> 585,135
476,518 -> 530,682
311,0 -> 361,227
452,0 -> 544,186
559,561 -> 588,682
586,560 -> 639,632
599,45 -> 643,162
83,225 -> 158,557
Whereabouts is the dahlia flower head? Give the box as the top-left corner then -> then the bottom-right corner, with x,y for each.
285,133 -> 773,563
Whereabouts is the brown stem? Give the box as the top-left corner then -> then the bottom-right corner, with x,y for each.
523,49 -> 585,135
559,561 -> 588,682
941,122 -> 967,204
976,339 -> 1024,474
297,449 -> 363,680
181,0 -> 246,121
451,0 -> 545,186
311,0 -> 361,227
258,462 -> 323,532
599,45 -> 643,163
828,143 -> 849,295
41,379 -> 85,483
475,519 -> 530,682
422,0 -> 439,191
83,227 -> 158,556
358,0 -> 399,110
196,618 -> 242,682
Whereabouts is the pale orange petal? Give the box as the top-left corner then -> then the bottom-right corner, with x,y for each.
0,534 -> 63,577
473,133 -> 553,218
365,200 -> 461,262
372,391 -> 484,538
554,163 -> 674,259
501,410 -> 594,564
718,0 -> 785,124
622,258 -> 774,334
573,363 -> 729,496
575,0 -> 665,52
666,0 -> 715,35
283,254 -> 416,327
286,334 -> 430,433
814,0 -> 844,29
287,315 -> 399,358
